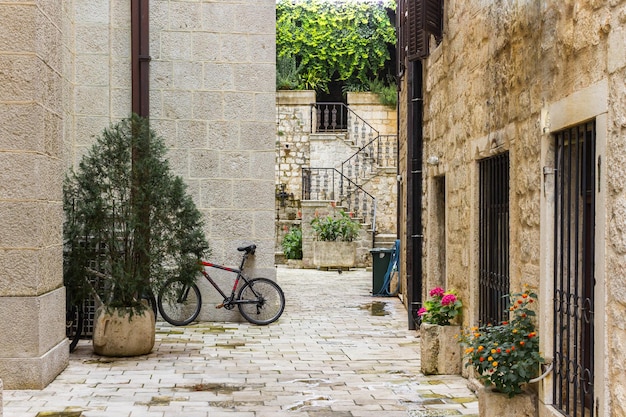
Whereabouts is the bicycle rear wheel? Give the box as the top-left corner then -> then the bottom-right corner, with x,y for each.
237,278 -> 285,325
158,279 -> 202,326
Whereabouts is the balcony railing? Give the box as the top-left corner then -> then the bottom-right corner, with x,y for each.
311,102 -> 378,149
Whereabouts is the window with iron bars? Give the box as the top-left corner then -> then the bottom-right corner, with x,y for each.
553,121 -> 595,417
478,152 -> 510,326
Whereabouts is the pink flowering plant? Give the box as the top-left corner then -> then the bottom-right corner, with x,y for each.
417,287 -> 463,326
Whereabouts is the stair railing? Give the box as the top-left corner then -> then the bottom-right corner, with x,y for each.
302,167 -> 376,234
341,134 -> 397,186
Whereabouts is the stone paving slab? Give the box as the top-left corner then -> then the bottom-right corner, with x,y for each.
2,267 -> 478,417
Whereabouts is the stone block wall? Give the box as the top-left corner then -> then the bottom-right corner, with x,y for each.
0,1 -> 69,389
346,92 -> 397,137
398,1 -> 626,415
63,0 -> 277,323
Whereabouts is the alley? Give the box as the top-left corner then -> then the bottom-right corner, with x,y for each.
3,267 -> 478,417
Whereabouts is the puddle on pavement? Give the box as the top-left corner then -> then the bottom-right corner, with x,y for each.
215,341 -> 246,348
360,301 -> 390,316
189,383 -> 246,394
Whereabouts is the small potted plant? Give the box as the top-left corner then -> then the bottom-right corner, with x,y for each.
417,287 -> 463,375
460,290 -> 545,416
310,204 -> 361,270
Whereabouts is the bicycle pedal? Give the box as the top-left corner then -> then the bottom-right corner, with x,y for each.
216,303 -> 224,309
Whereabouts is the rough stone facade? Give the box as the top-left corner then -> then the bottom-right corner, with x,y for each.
0,0 -> 276,388
397,1 -> 626,415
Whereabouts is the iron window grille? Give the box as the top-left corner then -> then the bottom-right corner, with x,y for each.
478,152 -> 510,326
553,121 -> 596,417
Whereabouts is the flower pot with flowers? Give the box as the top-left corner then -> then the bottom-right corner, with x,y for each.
418,287 -> 463,375
460,291 -> 545,417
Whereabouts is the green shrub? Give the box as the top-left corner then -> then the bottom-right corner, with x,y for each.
311,209 -> 361,242
276,0 -> 396,93
282,226 -> 303,260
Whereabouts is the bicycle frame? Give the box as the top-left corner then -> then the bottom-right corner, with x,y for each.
198,251 -> 258,307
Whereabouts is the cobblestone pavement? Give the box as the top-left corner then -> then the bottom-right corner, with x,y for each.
3,266 -> 478,417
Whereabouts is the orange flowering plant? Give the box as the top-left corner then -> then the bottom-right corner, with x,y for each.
460,291 -> 544,397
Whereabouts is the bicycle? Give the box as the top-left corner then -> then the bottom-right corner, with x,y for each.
157,244 -> 285,326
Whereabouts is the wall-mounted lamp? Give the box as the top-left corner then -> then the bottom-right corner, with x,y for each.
427,156 -> 440,166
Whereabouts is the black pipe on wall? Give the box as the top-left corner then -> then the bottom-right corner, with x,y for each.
131,0 -> 150,117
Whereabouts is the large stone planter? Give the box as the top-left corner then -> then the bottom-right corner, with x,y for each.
420,323 -> 462,375
478,386 -> 537,417
93,306 -> 155,357
313,241 -> 356,269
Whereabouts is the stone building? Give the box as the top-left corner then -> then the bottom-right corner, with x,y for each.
396,1 -> 626,416
0,0 -> 276,390
275,90 -> 398,267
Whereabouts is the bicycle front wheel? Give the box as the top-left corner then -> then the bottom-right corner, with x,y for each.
237,278 -> 285,325
158,279 -> 202,326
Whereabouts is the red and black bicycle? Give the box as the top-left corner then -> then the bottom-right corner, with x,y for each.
157,244 -> 285,326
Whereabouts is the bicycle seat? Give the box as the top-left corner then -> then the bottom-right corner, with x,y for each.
237,244 -> 256,255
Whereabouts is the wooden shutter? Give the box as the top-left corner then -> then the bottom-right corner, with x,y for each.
407,0 -> 428,61
407,0 -> 443,61
424,0 -> 443,43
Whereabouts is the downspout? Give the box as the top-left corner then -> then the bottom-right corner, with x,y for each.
130,0 -> 151,292
406,60 -> 424,330
131,0 -> 150,117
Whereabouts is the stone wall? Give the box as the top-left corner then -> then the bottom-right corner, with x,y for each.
0,1 -> 277,387
398,1 -> 626,415
0,1 -> 70,389
63,0 -> 277,322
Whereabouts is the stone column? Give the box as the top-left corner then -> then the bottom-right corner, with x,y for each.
0,2 -> 68,389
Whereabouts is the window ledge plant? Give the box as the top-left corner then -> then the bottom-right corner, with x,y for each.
418,287 -> 463,326
460,290 -> 545,398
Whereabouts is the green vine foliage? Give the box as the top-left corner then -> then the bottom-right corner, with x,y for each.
276,0 -> 396,93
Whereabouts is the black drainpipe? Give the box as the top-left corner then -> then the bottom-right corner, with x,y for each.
406,60 -> 424,330
131,0 -> 150,117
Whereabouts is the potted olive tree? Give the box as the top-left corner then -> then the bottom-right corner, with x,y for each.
310,205 -> 361,271
63,115 -> 209,356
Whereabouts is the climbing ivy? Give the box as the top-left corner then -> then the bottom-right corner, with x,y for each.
276,0 -> 396,93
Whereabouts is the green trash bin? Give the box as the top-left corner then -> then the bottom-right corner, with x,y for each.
370,247 -> 394,295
